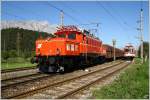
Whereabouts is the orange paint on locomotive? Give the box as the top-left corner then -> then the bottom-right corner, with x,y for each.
35,26 -> 105,57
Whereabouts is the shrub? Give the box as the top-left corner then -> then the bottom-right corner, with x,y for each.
22,52 -> 31,58
7,57 -> 25,63
9,50 -> 18,58
1,51 -> 9,60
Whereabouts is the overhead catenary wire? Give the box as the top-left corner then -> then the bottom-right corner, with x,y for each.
46,2 -> 102,38
97,2 -> 126,31
46,2 -> 83,25
6,5 -> 49,20
106,2 -> 137,30
62,2 -> 102,33
4,2 -> 104,38
4,2 -> 102,34
3,4 -> 57,33
62,2 -> 95,26
62,2 -> 78,13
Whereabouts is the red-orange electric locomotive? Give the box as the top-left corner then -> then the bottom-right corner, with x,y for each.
31,26 -> 106,72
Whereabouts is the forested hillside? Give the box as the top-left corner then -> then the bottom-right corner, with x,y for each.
1,28 -> 54,59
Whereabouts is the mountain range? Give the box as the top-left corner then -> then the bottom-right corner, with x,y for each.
1,20 -> 58,34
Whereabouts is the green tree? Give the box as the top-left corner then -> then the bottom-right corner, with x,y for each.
138,41 -> 149,58
1,28 -> 54,59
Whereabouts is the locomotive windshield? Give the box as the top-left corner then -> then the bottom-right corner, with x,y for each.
57,33 -> 66,38
125,49 -> 129,52
68,33 -> 76,39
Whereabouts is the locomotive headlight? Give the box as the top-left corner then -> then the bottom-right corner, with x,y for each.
37,44 -> 42,48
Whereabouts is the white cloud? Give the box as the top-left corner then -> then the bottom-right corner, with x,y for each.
1,20 -> 58,34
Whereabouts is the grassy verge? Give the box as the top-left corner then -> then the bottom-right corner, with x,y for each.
92,58 -> 149,99
1,62 -> 37,70
1,57 -> 37,70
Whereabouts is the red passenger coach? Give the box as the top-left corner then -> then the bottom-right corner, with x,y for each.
31,25 -> 106,73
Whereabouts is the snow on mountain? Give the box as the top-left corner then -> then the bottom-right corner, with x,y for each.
1,20 -> 59,34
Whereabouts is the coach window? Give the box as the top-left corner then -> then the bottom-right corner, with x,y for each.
68,33 -> 76,39
131,49 -> 133,53
57,33 -> 66,38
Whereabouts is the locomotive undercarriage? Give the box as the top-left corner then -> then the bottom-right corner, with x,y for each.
31,54 -> 106,73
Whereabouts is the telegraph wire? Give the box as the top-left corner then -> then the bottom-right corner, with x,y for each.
62,3 -> 77,13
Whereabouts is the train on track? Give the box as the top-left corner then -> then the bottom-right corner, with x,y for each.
31,25 -> 133,73
124,44 -> 136,60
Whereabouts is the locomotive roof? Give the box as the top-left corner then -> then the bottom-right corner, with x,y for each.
55,25 -> 100,40
82,29 -> 100,40
56,25 -> 81,33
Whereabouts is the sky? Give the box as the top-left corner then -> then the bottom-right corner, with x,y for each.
1,1 -> 149,49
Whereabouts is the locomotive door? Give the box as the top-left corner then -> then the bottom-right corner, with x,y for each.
75,43 -> 80,54
83,36 -> 88,62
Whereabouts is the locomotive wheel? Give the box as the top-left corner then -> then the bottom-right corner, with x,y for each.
59,65 -> 71,74
59,66 -> 65,74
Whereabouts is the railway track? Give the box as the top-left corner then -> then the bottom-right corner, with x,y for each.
2,60 -> 128,99
1,66 -> 39,81
26,61 -> 130,99
57,62 -> 130,99
1,72 -> 51,88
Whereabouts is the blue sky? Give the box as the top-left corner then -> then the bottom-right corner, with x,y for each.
1,1 -> 149,49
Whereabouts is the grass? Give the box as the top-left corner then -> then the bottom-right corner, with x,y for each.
1,62 -> 37,70
1,57 -> 37,70
92,58 -> 149,99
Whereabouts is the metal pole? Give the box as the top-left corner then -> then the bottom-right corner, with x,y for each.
140,9 -> 144,63
60,10 -> 64,27
112,39 -> 116,61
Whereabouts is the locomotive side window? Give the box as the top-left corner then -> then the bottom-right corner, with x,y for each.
68,33 -> 76,39
58,34 -> 66,38
66,44 -> 70,51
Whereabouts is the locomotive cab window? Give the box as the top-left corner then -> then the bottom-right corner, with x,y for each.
125,49 -> 129,52
68,33 -> 76,39
57,34 -> 66,38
